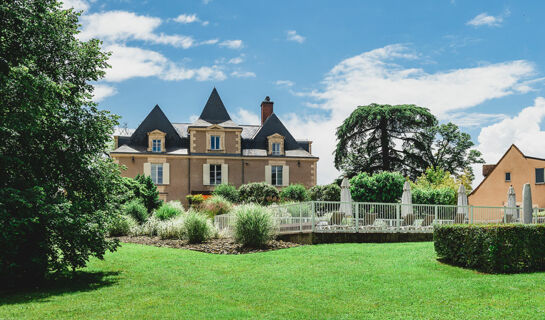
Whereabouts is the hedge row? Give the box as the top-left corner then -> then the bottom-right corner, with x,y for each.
434,224 -> 545,273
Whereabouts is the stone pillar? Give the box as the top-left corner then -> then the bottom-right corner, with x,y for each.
522,183 -> 533,224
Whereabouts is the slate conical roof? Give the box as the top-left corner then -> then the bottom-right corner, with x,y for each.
198,88 -> 232,124
251,113 -> 302,150
129,105 -> 183,148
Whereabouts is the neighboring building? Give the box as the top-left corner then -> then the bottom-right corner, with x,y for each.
111,88 -> 318,204
469,144 -> 545,208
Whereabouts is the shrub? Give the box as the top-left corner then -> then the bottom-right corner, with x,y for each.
157,216 -> 186,240
134,216 -> 161,237
123,199 -> 149,224
350,172 -> 405,203
434,224 -> 545,273
154,201 -> 184,221
280,184 -> 309,202
238,182 -> 280,205
134,174 -> 162,213
212,184 -> 239,203
234,204 -> 276,248
309,184 -> 341,202
186,194 -> 205,208
200,196 -> 233,218
412,187 -> 456,205
108,215 -> 138,237
183,211 -> 214,244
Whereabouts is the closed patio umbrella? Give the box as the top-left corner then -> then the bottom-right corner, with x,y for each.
401,181 -> 413,217
457,184 -> 469,218
340,177 -> 352,217
506,185 -> 517,221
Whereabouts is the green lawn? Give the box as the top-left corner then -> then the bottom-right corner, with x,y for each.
2,242 -> 545,319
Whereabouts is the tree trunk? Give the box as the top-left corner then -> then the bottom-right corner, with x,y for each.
380,118 -> 390,171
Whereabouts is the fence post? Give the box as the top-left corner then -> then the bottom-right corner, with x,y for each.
470,206 -> 474,224
396,204 -> 400,230
434,205 -> 438,221
354,202 -> 360,232
299,203 -> 303,232
311,201 -> 315,232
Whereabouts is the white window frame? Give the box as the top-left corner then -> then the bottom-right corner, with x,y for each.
151,163 -> 163,184
210,135 -> 221,150
210,164 -> 222,185
152,139 -> 162,152
272,142 -> 281,155
271,165 -> 283,186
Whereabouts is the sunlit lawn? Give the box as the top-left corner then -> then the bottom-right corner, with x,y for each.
2,242 -> 545,319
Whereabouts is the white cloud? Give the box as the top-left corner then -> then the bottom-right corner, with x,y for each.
473,97 -> 545,186
286,30 -> 305,43
93,84 -> 117,101
275,80 -> 295,87
228,56 -> 244,64
80,11 -> 195,48
173,13 -> 209,26
230,71 -> 256,78
281,44 -> 537,184
200,39 -> 219,45
61,0 -> 89,11
219,40 -> 243,49
233,108 -> 260,125
446,112 -> 507,128
104,44 -> 225,82
467,10 -> 509,27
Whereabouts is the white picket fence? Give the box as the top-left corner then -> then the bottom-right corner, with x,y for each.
214,201 -> 545,234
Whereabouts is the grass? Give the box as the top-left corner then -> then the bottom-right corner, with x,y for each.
2,242 -> 545,319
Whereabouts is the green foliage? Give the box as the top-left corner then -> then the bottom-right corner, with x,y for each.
212,184 -> 239,203
134,174 -> 162,213
234,204 -> 276,247
412,187 -> 456,205
186,194 -> 205,208
183,211 -> 214,244
0,0 -> 119,286
123,200 -> 149,224
434,224 -> 545,273
309,184 -> 341,201
154,202 -> 183,221
349,172 -> 405,203
108,215 -> 138,237
200,196 -> 233,218
238,182 -> 280,205
408,122 -> 484,179
335,103 -> 437,179
280,184 -> 309,202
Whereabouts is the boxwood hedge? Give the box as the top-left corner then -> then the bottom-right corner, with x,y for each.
434,224 -> 545,273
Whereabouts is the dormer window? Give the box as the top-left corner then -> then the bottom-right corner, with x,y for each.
210,135 -> 221,150
272,143 -> 281,155
147,129 -> 166,153
152,139 -> 162,152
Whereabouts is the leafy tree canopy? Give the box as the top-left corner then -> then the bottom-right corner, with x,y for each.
0,0 -> 119,286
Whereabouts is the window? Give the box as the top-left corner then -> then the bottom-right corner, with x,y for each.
152,139 -> 161,152
536,168 -> 545,184
151,164 -> 163,184
210,164 -> 222,185
210,135 -> 221,150
505,172 -> 511,182
271,165 -> 283,186
272,142 -> 281,155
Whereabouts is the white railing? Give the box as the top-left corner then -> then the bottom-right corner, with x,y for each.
214,201 -> 537,234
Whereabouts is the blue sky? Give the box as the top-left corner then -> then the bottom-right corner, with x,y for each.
64,0 -> 545,185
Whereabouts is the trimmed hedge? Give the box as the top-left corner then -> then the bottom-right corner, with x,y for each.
434,224 -> 545,273
238,182 -> 279,205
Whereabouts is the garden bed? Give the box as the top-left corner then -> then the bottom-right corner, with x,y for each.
113,236 -> 300,254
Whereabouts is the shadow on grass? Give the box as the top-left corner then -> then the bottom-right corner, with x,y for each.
0,270 -> 120,306
436,258 -> 545,275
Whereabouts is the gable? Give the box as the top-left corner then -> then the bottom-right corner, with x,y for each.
129,105 -> 183,149
251,113 -> 301,150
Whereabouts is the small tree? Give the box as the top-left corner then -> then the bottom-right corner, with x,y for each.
309,184 -> 341,202
350,172 -> 405,203
238,182 -> 279,205
280,184 -> 309,202
134,174 -> 162,213
212,184 -> 239,203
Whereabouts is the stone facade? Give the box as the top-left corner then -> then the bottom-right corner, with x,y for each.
111,89 -> 318,206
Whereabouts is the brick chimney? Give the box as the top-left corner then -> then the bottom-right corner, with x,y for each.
261,96 -> 273,125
